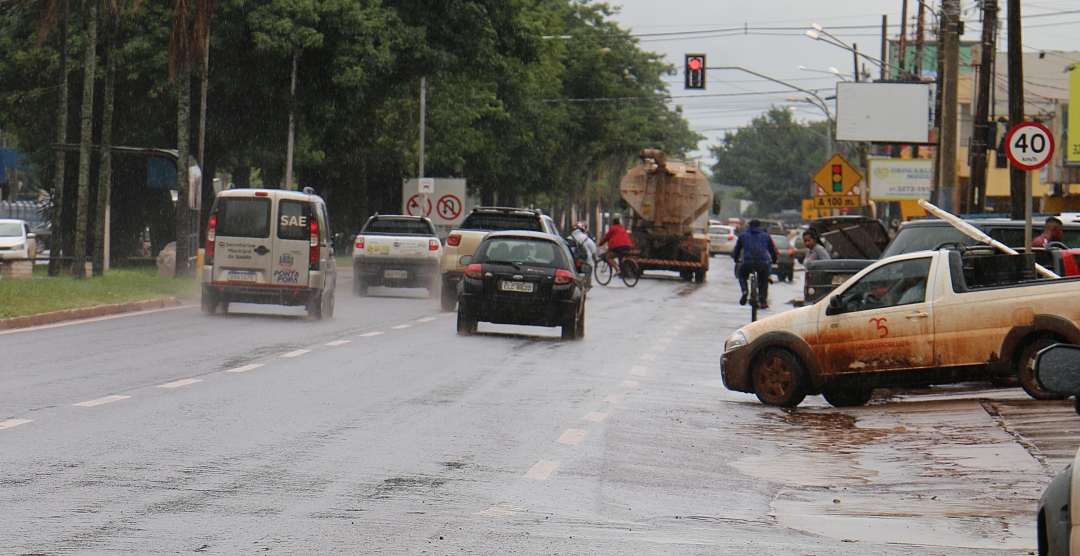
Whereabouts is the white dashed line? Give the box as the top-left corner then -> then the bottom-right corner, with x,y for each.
651,345 -> 666,352
581,412 -> 607,423
0,419 -> 32,430
280,349 -> 311,358
73,395 -> 130,407
673,325 -> 686,330
658,337 -> 672,344
620,380 -> 639,388
418,317 -> 437,322
157,379 -> 202,389
630,365 -> 648,376
391,324 -> 411,330
360,331 -> 384,337
640,353 -> 657,361
326,340 -> 350,346
524,460 -> 560,480
227,364 -> 263,373
684,315 -> 695,320
666,331 -> 679,336
556,429 -> 587,445
475,504 -> 523,517
603,395 -> 623,404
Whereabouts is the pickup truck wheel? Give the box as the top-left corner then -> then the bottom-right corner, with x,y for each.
201,291 -> 218,315
1018,337 -> 1068,400
752,348 -> 808,407
822,387 -> 874,407
323,289 -> 335,319
441,280 -> 458,311
307,294 -> 323,320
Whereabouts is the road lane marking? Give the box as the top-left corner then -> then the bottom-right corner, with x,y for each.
620,380 -> 639,388
684,315 -> 695,319
418,317 -> 437,322
673,325 -> 685,330
581,412 -> 607,423
524,460 -> 560,480
359,332 -> 384,337
640,353 -> 657,361
280,349 -> 311,358
658,337 -> 672,344
603,395 -> 622,404
227,364 -> 263,373
326,340 -> 350,346
391,325 -> 411,330
651,345 -> 666,352
666,331 -> 679,336
475,504 -> 523,517
0,419 -> 32,430
157,379 -> 202,389
73,395 -> 130,407
630,365 -> 648,376
556,429 -> 587,445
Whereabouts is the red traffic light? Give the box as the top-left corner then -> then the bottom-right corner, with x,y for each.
687,57 -> 702,71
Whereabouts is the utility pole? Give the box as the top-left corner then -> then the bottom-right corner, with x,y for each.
898,0 -> 908,75
913,0 -> 926,78
880,15 -> 889,81
1007,0 -> 1025,219
284,52 -> 298,191
419,76 -> 427,214
852,43 -> 860,82
939,0 -> 961,212
968,0 -> 998,214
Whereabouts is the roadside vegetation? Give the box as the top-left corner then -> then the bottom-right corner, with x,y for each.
0,268 -> 198,319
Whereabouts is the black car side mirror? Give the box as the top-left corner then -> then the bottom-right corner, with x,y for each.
1034,344 -> 1080,397
825,295 -> 842,316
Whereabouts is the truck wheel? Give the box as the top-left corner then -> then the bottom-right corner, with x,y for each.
307,294 -> 323,320
441,279 -> 458,311
323,289 -> 335,319
354,278 -> 368,297
751,348 -> 807,407
680,271 -> 693,281
1018,337 -> 1068,400
201,290 -> 218,315
694,270 -> 705,283
823,387 -> 874,407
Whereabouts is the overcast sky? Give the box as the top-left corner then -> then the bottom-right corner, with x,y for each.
607,0 -> 1080,164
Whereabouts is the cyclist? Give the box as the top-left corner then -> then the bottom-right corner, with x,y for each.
732,219 -> 778,309
598,216 -> 633,275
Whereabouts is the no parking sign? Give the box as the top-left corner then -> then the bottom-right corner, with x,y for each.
401,178 -> 469,227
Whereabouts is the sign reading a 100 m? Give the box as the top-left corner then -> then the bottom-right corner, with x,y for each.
1005,121 -> 1055,171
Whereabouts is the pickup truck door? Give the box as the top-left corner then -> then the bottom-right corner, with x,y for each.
817,256 -> 935,376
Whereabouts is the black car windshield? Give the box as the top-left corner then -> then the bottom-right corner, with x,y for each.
480,238 -> 562,267
362,219 -> 433,236
460,214 -> 542,232
881,225 -> 968,258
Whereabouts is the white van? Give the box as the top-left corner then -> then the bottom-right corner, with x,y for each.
201,188 -> 337,319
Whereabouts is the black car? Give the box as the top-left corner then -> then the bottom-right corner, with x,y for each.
457,231 -> 586,340
770,234 -> 795,282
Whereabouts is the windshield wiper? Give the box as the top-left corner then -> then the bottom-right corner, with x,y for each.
483,260 -> 521,270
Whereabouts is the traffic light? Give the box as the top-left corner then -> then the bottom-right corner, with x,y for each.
685,54 -> 706,90
831,164 -> 843,192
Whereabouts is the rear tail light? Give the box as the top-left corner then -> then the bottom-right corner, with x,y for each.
205,213 -> 217,260
309,218 -> 319,269
355,236 -> 365,250
447,234 -> 461,247
429,239 -> 440,251
465,263 -> 483,280
788,248 -> 794,256
554,269 -> 574,285
727,235 -> 734,240
254,191 -> 268,197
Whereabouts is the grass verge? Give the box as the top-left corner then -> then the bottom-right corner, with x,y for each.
0,267 -> 200,319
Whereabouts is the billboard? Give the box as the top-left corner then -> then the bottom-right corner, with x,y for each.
868,159 -> 932,201
835,83 -> 932,143
1068,64 -> 1080,166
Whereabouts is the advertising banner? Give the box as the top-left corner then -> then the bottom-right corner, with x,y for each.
1068,65 -> 1080,166
868,159 -> 932,201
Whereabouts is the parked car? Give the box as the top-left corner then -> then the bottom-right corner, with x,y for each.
770,234 -> 795,281
202,187 -> 337,319
708,224 -> 737,255
0,219 -> 36,260
352,215 -> 442,297
722,248 -> 1079,408
457,231 -> 586,340
1033,344 -> 1080,555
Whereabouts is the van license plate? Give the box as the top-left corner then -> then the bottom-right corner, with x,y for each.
227,272 -> 256,283
500,281 -> 534,293
384,270 -> 408,279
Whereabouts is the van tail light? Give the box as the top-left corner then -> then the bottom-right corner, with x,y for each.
429,239 -> 440,251
447,234 -> 461,247
554,269 -> 574,286
788,248 -> 794,256
205,213 -> 217,261
465,263 -> 483,280
727,235 -> 734,241
355,236 -> 365,250
309,218 -> 320,270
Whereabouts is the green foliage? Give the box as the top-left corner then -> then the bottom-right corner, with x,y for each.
709,107 -> 829,214
0,267 -> 199,319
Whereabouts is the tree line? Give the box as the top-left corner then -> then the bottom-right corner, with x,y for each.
0,0 -> 700,276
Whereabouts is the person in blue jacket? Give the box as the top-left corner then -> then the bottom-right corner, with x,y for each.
732,219 -> 778,309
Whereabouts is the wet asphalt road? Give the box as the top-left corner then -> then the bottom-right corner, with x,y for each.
1,256 -> 1072,554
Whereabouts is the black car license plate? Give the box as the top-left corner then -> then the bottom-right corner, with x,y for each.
499,281 -> 534,293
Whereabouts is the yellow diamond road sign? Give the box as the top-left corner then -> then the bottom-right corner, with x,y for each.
813,153 -> 863,196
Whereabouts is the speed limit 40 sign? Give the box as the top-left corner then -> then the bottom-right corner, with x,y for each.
1005,121 -> 1055,171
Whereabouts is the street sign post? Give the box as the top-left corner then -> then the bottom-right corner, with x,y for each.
1004,121 -> 1056,251
813,195 -> 859,209
812,153 -> 862,196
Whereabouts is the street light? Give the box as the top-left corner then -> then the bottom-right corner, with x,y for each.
798,64 -> 851,82
805,24 -> 915,81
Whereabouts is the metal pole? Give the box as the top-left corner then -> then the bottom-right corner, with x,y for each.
1007,0 -> 1025,219
940,0 -> 961,209
881,15 -> 889,81
852,43 -> 859,82
284,52 -> 298,191
419,76 -> 427,215
899,0 -> 908,74
1025,171 -> 1033,252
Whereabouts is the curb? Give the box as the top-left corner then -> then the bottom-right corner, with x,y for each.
0,297 -> 184,331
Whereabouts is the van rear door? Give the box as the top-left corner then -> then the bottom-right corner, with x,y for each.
213,196 -> 273,284
273,199 -> 313,287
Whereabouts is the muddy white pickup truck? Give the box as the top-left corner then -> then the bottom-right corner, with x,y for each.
721,247 -> 1080,408
352,215 -> 443,297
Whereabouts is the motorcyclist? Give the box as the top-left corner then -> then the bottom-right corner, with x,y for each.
571,221 -> 597,288
732,219 -> 778,309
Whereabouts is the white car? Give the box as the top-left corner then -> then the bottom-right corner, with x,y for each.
0,219 -> 36,260
708,224 -> 736,255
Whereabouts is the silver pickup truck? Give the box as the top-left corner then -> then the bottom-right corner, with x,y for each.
352,215 -> 443,297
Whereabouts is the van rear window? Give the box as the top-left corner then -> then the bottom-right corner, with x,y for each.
460,214 -> 542,232
277,200 -> 312,241
216,198 -> 270,238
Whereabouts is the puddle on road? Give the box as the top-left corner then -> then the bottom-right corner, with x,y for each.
730,400 -> 1045,550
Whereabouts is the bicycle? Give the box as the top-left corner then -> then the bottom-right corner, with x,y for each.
594,254 -> 640,287
748,270 -> 760,322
